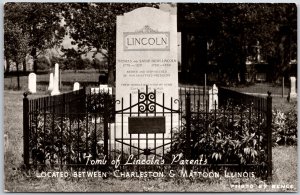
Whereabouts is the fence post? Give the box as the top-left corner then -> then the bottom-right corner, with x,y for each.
59,69 -> 62,90
266,91 -> 272,182
185,93 -> 191,174
282,77 -> 284,98
204,73 -> 207,95
83,86 -> 87,112
103,94 -> 109,161
62,93 -> 66,114
23,93 -> 30,167
102,94 -> 109,179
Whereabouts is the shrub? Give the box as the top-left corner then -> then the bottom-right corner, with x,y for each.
168,103 -> 268,169
30,113 -> 103,167
86,92 -> 115,122
29,93 -> 115,168
36,56 -> 51,71
272,105 -> 297,146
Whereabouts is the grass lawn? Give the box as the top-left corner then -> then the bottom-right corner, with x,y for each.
4,90 -> 297,192
227,83 -> 291,96
225,83 -> 297,112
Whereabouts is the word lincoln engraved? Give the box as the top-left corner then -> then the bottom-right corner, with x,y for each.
124,25 -> 170,51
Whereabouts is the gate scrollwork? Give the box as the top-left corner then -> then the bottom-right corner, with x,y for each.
138,91 -> 156,113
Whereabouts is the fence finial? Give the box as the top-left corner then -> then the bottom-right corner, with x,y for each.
23,92 -> 28,98
267,91 -> 272,97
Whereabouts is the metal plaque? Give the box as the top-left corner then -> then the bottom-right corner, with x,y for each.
128,116 -> 165,134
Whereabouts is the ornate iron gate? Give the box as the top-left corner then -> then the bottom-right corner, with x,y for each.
106,86 -> 181,167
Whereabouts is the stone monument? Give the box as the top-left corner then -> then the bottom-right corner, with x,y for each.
48,73 -> 54,92
115,7 -> 178,147
288,76 -> 297,101
100,84 -> 112,94
51,63 -> 60,96
91,87 -> 100,94
116,7 -> 178,107
73,82 -> 80,91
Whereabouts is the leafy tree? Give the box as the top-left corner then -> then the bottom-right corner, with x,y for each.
82,58 -> 93,69
50,56 -> 66,70
91,58 -> 101,72
62,47 -> 84,71
4,20 -> 30,89
36,56 -> 51,71
178,3 -> 297,83
63,3 -> 158,85
4,3 -> 66,73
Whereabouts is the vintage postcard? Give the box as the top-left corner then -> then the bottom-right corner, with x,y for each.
3,2 -> 297,192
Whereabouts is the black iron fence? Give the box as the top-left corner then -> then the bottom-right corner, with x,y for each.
217,87 -> 272,180
218,87 -> 270,112
173,87 -> 271,180
23,88 -> 86,167
23,86 -> 272,180
179,86 -> 210,112
25,88 -> 86,114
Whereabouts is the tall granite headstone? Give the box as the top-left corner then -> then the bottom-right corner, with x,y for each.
116,7 -> 178,106
115,7 -> 178,146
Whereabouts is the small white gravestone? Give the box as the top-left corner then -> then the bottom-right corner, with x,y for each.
100,84 -> 112,95
209,84 -> 218,111
99,84 -> 108,92
51,63 -> 60,96
28,73 -> 36,93
91,87 -> 100,94
288,77 -> 297,100
73,82 -> 80,91
48,73 -> 54,91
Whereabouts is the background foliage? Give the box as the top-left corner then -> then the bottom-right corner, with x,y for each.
169,103 -> 268,167
272,104 -> 297,146
31,114 -> 103,166
179,3 -> 297,83
5,3 -> 296,85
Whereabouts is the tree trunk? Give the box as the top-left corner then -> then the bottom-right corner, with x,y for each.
274,35 -> 290,81
107,55 -> 114,86
23,59 -> 27,72
107,46 -> 115,86
31,47 -> 37,73
16,61 -> 20,90
239,48 -> 247,84
5,58 -> 10,74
